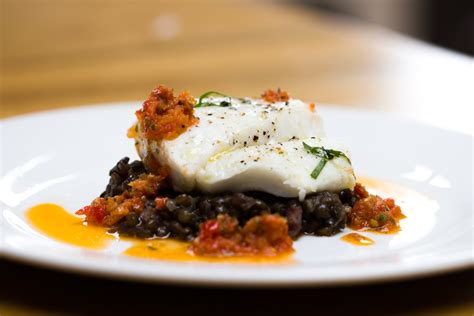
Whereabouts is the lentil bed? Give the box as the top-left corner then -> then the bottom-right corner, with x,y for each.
103,158 -> 356,241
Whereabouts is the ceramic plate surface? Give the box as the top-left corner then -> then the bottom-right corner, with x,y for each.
1,103 -> 472,286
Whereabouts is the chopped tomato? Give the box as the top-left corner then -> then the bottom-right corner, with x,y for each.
76,199 -> 106,225
354,182 -> 369,199
348,194 -> 404,234
127,173 -> 165,196
155,197 -> 167,210
261,88 -> 290,103
76,173 -> 168,226
76,195 -> 144,226
102,196 -> 144,226
241,214 -> 293,256
190,214 -> 293,257
135,85 -> 198,142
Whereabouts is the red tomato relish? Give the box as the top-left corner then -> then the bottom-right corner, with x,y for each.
135,85 -> 198,142
190,214 -> 293,257
261,88 -> 290,103
76,174 -> 165,226
348,183 -> 405,233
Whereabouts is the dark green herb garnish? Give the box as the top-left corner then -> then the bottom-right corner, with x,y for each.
195,91 -> 232,108
311,159 -> 327,179
239,98 -> 252,104
378,213 -> 389,224
303,142 -> 352,180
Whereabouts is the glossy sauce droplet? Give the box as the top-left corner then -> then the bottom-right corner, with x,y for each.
26,203 -> 112,249
341,233 -> 374,246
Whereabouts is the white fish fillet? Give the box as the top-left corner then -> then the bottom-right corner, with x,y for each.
196,137 -> 355,200
136,97 -> 326,193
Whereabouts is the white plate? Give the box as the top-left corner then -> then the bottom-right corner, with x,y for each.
1,103 -> 472,286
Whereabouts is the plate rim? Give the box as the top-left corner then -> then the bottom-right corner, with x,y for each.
2,243 -> 472,287
1,103 -> 473,287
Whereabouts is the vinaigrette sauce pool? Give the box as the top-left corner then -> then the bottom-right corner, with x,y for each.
26,204 -> 291,264
26,204 -> 111,249
26,177 -> 427,262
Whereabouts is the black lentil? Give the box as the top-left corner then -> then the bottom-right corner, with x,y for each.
101,157 -> 146,198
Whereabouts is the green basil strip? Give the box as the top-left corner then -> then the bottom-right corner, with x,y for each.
303,142 -> 352,180
195,91 -> 232,108
310,158 -> 327,179
326,148 -> 351,164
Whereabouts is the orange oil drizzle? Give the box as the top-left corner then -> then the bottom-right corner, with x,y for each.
340,233 -> 374,246
358,176 -> 420,205
26,203 -> 112,249
124,239 -> 293,264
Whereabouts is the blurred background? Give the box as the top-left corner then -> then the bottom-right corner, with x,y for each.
1,0 -> 472,133
302,0 -> 473,55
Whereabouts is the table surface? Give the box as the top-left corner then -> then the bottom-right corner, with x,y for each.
1,0 -> 473,315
